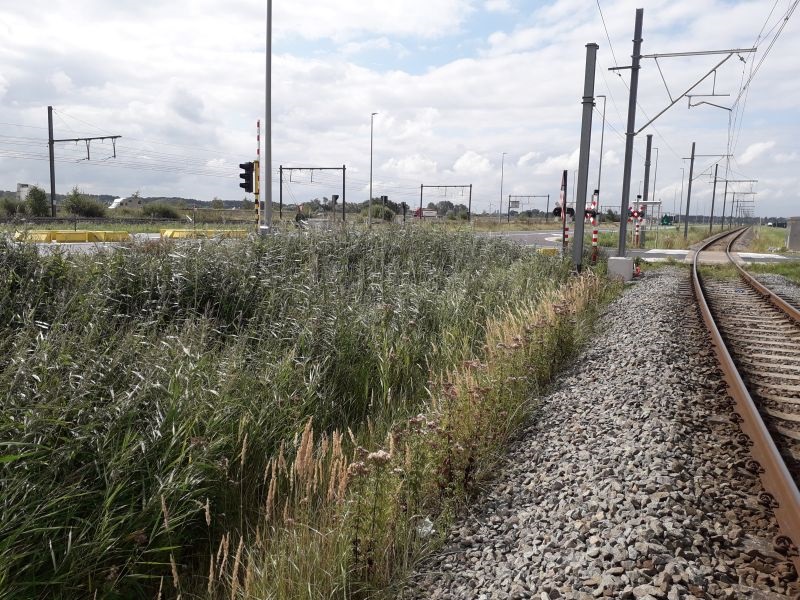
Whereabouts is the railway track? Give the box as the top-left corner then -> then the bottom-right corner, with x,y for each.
693,226 -> 800,570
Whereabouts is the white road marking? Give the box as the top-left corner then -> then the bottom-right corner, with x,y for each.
736,252 -> 789,260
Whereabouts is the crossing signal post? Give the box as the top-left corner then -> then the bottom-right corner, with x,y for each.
239,161 -> 255,193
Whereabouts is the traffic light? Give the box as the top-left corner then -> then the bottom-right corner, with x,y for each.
239,161 -> 254,193
553,206 -> 562,217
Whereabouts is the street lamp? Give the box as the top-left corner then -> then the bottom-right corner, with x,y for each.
498,152 -> 507,224
596,95 -> 606,204
369,112 -> 378,227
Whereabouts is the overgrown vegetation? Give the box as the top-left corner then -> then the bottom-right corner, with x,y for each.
0,197 -> 26,218
0,230 -> 614,598
141,201 -> 181,219
63,186 -> 107,218
743,226 -> 788,253
26,186 -> 50,217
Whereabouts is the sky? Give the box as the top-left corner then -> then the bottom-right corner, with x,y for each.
0,0 -> 797,217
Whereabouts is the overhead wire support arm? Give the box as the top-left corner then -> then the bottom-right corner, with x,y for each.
631,48 -> 757,136
52,135 -> 121,161
639,48 -> 757,59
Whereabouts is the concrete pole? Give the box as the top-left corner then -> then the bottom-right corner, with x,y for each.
498,152 -> 506,224
617,8 -> 644,257
642,134 -> 653,204
263,0 -> 273,233
573,43 -> 598,272
683,142 -> 696,239
709,163 -> 719,234
369,112 -> 377,227
652,147 -> 659,205
721,180 -> 729,231
47,106 -> 57,217
642,135 -> 652,241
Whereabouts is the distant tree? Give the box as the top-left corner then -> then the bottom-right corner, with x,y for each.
436,200 -> 454,215
605,208 -> 619,223
27,186 -> 49,217
142,202 -> 180,220
210,197 -> 224,210
362,204 -> 395,221
241,198 -> 254,211
1,197 -> 26,217
64,186 -> 106,218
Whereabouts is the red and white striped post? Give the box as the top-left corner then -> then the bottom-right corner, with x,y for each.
586,190 -> 600,264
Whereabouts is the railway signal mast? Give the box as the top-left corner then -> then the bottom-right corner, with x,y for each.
611,8 -> 756,257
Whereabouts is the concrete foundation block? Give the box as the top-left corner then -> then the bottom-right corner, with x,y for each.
788,217 -> 800,251
608,257 -> 634,282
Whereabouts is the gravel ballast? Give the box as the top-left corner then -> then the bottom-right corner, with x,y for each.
404,267 -> 799,599
751,272 -> 800,309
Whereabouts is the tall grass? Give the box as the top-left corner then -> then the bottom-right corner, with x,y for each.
241,272 -> 614,599
0,229 -> 578,598
745,226 -> 788,253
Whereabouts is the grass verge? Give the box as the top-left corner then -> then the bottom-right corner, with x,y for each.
741,226 -> 788,254
232,272 -> 618,598
745,261 -> 800,285
0,229 -> 616,598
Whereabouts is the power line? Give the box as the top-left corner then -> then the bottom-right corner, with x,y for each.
733,0 -> 799,107
596,0 -> 620,67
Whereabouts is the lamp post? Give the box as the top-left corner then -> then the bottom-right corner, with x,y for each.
498,152 -> 507,224
368,112 -> 378,227
596,95 -> 607,202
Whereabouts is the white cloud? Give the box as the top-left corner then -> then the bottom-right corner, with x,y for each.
452,151 -> 492,175
775,152 -> 798,164
49,71 -> 73,94
602,150 -> 620,167
517,151 -> 541,167
340,37 -> 410,59
382,154 -> 438,178
276,0 -> 475,41
485,0 -> 513,13
533,149 -> 580,176
739,141 -> 776,165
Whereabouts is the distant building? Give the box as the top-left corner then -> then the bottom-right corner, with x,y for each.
109,196 -> 142,210
17,183 -> 32,202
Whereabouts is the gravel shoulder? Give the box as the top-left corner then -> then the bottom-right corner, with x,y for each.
750,272 -> 800,309
403,267 -> 798,599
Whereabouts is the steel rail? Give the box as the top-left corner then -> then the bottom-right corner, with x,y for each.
727,230 -> 800,324
692,227 -> 800,569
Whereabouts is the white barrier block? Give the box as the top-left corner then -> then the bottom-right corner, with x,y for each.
608,257 -> 634,282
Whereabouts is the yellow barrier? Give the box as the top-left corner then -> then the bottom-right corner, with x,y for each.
160,229 -> 248,239
14,230 -> 131,243
87,231 -> 131,242
14,231 -> 53,242
537,247 -> 560,256
51,231 -> 88,242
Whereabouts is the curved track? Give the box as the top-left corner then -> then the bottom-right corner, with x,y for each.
693,227 -> 800,569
